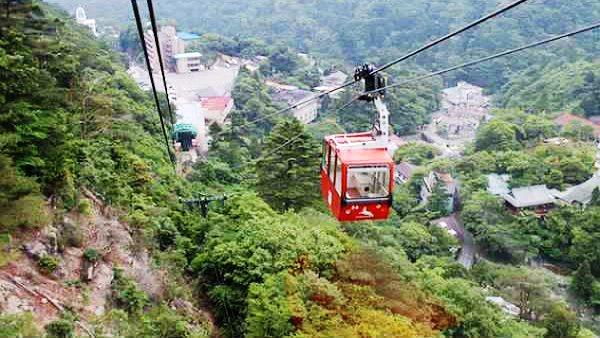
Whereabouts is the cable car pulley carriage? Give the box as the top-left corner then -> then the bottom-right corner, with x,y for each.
321,65 -> 395,222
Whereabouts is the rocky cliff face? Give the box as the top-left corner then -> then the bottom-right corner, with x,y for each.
0,191 -> 213,334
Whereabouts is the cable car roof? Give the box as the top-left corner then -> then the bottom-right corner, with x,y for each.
337,148 -> 393,164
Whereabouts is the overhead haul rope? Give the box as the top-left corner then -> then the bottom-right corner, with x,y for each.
214,0 -> 532,136
364,22 -> 600,95
130,0 -> 176,168
146,0 -> 176,125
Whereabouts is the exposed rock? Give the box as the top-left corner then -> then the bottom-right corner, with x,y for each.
43,225 -> 59,254
22,241 -> 48,260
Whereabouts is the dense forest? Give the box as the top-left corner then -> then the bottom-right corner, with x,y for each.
2,0 -> 600,337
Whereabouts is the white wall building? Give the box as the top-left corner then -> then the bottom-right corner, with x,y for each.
441,81 -> 490,117
271,89 -> 319,124
173,52 -> 203,73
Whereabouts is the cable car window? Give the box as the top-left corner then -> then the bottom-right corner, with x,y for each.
346,165 -> 390,199
328,148 -> 336,183
321,142 -> 328,170
335,157 -> 342,193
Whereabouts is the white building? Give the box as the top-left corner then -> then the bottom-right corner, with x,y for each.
314,70 -> 348,99
271,89 -> 319,124
74,7 -> 98,37
441,81 -> 490,117
174,52 -> 203,73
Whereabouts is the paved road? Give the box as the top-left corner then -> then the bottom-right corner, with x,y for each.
458,228 -> 476,268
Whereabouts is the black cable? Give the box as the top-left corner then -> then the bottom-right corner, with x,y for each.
217,0 -> 531,134
371,0 -> 532,75
131,0 -> 175,167
146,0 -> 176,125
366,22 -> 600,94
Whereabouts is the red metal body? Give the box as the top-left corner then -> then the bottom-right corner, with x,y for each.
321,132 -> 395,222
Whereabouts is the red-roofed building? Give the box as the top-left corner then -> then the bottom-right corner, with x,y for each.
201,96 -> 234,125
554,113 -> 600,137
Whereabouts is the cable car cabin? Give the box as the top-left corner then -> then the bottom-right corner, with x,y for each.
321,132 -> 395,222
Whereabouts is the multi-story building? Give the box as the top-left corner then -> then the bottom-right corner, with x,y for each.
144,26 -> 186,73
441,81 -> 490,117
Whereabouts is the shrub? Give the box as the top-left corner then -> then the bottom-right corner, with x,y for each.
61,221 -> 84,248
45,319 -> 74,338
78,198 -> 93,216
38,255 -> 59,274
83,248 -> 101,263
0,313 -> 39,338
111,267 -> 149,314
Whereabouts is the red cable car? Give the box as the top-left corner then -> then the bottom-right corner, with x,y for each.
321,65 -> 395,222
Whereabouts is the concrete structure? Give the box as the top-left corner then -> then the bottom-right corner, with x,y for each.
74,7 -> 98,36
271,88 -> 319,124
441,81 -> 490,116
174,52 -> 203,73
395,162 -> 417,184
487,174 -> 511,196
314,70 -> 348,98
425,81 -> 491,151
144,26 -> 186,73
200,96 -> 234,126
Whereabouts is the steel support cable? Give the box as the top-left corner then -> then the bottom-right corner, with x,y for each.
146,0 -> 176,125
131,0 -> 176,167
216,0 -> 531,135
371,0 -> 532,75
364,22 -> 600,95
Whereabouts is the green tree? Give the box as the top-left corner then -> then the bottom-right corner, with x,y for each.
256,119 -> 320,211
475,119 -> 520,152
561,121 -> 595,142
543,303 -> 580,338
0,313 -> 39,338
428,182 -> 451,216
571,260 -> 596,302
577,72 -> 600,117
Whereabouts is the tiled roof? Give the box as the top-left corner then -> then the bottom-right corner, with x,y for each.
556,175 -> 600,205
396,162 -> 417,180
200,96 -> 233,112
554,113 -> 600,136
503,185 -> 556,208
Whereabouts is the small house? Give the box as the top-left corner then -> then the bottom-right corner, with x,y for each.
502,185 -> 557,216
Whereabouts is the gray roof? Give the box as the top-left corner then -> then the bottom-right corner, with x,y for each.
556,175 -> 600,205
271,89 -> 316,105
487,174 -> 511,196
396,162 -> 417,180
502,185 -> 556,208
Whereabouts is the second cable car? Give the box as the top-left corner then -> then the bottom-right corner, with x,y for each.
321,65 -> 395,222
